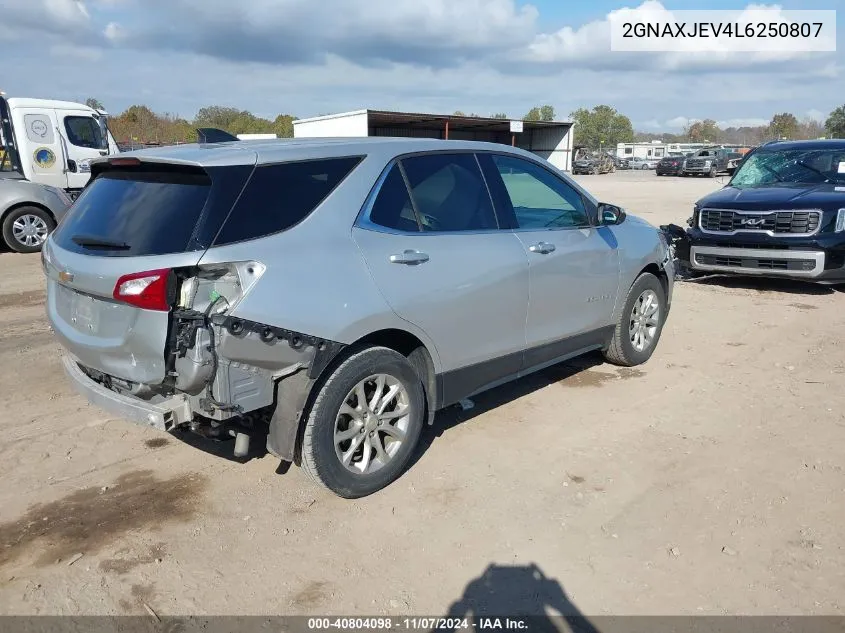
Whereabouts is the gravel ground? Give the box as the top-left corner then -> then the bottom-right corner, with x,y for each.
0,169 -> 842,617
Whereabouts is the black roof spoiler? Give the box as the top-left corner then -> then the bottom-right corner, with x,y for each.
196,128 -> 239,144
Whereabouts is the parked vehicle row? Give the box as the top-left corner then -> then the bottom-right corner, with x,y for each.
43,137 -> 674,498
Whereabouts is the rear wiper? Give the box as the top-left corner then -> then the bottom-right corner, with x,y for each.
71,234 -> 131,250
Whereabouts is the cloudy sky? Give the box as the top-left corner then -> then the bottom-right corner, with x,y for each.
1,0 -> 842,131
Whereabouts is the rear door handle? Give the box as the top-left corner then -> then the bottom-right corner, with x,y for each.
389,249 -> 430,265
528,242 -> 556,254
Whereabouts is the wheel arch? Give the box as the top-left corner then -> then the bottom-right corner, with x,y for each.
638,262 -> 669,298
0,201 -> 57,250
269,327 -> 440,465
337,328 -> 438,426
1,200 -> 58,224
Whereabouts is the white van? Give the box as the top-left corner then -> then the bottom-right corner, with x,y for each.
1,95 -> 119,197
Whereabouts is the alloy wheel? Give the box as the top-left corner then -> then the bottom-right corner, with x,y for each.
333,374 -> 411,475
629,289 -> 660,352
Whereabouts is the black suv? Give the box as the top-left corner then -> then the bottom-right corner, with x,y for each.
679,140 -> 845,284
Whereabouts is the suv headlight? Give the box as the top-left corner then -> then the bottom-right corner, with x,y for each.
836,209 -> 845,232
703,160 -> 712,167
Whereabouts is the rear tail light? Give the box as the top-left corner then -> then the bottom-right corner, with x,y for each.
836,209 -> 845,233
113,268 -> 176,311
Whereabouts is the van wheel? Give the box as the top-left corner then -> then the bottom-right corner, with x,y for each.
603,273 -> 666,367
2,206 -> 54,253
300,346 -> 425,498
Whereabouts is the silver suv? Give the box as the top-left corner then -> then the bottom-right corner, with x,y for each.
43,138 -> 673,498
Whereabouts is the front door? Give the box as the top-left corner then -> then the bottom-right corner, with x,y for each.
59,110 -> 109,189
483,153 -> 620,369
353,153 -> 529,405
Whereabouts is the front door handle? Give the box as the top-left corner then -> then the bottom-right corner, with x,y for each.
528,242 -> 556,254
389,249 -> 430,265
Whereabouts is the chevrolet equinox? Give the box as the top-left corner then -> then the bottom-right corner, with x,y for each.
43,137 -> 674,498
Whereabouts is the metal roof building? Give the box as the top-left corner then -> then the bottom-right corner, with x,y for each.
293,109 -> 575,171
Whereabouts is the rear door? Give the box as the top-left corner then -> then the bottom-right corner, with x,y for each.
352,152 -> 529,404
44,161 -> 253,385
481,153 -> 620,369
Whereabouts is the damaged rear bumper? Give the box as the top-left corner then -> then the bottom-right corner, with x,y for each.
62,355 -> 192,432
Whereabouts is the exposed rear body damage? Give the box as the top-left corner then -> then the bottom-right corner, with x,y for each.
45,136 -> 672,497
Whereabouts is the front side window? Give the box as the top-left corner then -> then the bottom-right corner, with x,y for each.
400,153 -> 497,232
491,154 -> 590,229
64,116 -> 106,150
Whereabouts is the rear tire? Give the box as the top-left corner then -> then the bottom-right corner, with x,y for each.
300,346 -> 425,498
603,273 -> 666,367
2,206 -> 55,253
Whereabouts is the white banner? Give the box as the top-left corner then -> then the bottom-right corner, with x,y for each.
610,9 -> 836,53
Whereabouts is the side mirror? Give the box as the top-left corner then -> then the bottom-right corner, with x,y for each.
598,203 -> 626,225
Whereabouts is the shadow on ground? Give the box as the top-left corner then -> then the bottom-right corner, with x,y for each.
168,352 -> 610,472
409,353 -> 606,470
442,563 -> 600,632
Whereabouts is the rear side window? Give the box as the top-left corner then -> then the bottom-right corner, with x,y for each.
369,164 -> 419,232
214,156 -> 362,245
400,153 -> 497,232
52,168 -> 212,257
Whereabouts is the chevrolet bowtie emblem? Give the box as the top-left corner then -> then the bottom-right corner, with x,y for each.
59,271 -> 74,283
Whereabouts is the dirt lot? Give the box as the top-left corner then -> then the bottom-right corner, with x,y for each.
0,170 -> 843,616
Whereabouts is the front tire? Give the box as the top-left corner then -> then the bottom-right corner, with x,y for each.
603,273 -> 666,367
300,346 -> 425,498
2,206 -> 55,253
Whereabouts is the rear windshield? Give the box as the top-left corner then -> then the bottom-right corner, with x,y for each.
52,167 -> 212,257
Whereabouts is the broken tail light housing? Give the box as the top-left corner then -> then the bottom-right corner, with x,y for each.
113,268 -> 176,311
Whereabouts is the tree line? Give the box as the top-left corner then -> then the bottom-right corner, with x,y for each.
87,97 -> 845,149
86,99 -> 297,145
633,107 -> 845,147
